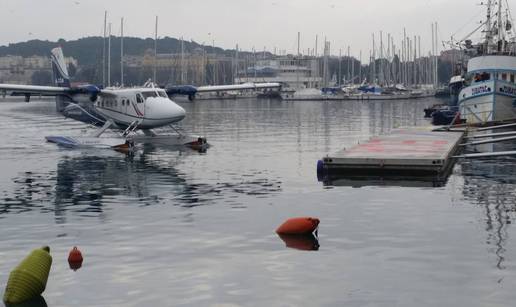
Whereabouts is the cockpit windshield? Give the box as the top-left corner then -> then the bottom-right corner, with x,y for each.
141,91 -> 158,99
141,90 -> 168,99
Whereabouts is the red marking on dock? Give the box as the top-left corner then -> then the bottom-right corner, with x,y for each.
402,140 -> 417,145
433,140 -> 449,145
325,128 -> 465,173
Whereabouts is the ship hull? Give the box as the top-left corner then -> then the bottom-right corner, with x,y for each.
458,80 -> 516,124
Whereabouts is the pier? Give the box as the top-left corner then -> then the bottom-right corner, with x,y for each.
318,127 -> 465,185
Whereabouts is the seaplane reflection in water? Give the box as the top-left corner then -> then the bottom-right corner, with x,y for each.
4,145 -> 282,223
0,47 -> 279,150
4,146 -> 204,223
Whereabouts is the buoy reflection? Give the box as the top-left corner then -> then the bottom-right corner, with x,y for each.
4,295 -> 47,307
278,233 -> 320,251
68,260 -> 82,271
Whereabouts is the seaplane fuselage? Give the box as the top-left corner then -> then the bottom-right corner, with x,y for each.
62,87 -> 186,130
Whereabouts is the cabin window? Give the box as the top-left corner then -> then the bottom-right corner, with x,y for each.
474,72 -> 490,82
136,94 -> 144,103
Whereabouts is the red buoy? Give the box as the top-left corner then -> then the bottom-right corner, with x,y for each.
68,246 -> 83,271
276,217 -> 320,235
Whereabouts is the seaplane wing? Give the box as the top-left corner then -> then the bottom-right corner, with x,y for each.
97,89 -> 118,98
165,82 -> 281,101
196,82 -> 281,93
0,83 -> 68,96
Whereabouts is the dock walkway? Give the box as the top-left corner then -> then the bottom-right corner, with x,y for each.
319,127 -> 465,180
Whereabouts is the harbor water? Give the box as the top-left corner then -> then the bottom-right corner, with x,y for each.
2,97 -> 516,306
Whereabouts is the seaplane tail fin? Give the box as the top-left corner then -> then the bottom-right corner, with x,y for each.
51,47 -> 70,88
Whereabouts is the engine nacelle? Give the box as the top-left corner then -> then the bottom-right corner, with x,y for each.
70,84 -> 101,103
166,85 -> 198,100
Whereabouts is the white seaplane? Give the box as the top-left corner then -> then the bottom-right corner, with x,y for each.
0,47 -> 280,151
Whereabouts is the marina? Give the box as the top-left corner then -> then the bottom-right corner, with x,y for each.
3,0 -> 516,306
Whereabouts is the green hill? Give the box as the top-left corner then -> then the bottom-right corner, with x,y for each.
0,36 -> 238,67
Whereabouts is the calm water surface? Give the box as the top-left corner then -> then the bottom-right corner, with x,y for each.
1,97 -> 516,306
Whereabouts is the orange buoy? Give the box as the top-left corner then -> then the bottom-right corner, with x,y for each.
276,217 -> 320,235
67,247 -> 83,271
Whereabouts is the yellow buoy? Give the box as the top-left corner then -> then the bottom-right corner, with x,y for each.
3,246 -> 52,305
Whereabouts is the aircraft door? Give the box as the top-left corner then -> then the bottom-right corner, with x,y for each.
134,93 -> 145,118
124,97 -> 130,115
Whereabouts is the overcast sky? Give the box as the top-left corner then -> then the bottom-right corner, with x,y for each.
2,0 -> 494,57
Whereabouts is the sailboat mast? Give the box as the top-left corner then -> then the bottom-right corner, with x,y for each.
431,24 -> 434,86
379,31 -> 383,85
347,46 -> 350,83
181,37 -> 185,84
339,48 -> 342,86
120,17 -> 124,87
401,37 -> 405,85
413,35 -> 417,87
102,11 -> 107,87
434,22 -> 439,88
403,28 -> 407,86
314,35 -> 319,87
359,50 -> 362,83
387,33 -> 391,85
315,35 -> 318,57
154,16 -> 158,84
372,33 -> 375,84
108,22 -> 111,87
296,33 -> 300,87
351,47 -> 355,85
234,44 -> 239,84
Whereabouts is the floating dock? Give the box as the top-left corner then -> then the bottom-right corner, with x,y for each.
318,127 -> 465,186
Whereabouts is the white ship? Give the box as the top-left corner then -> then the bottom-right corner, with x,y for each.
235,57 -> 323,91
458,0 -> 516,124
